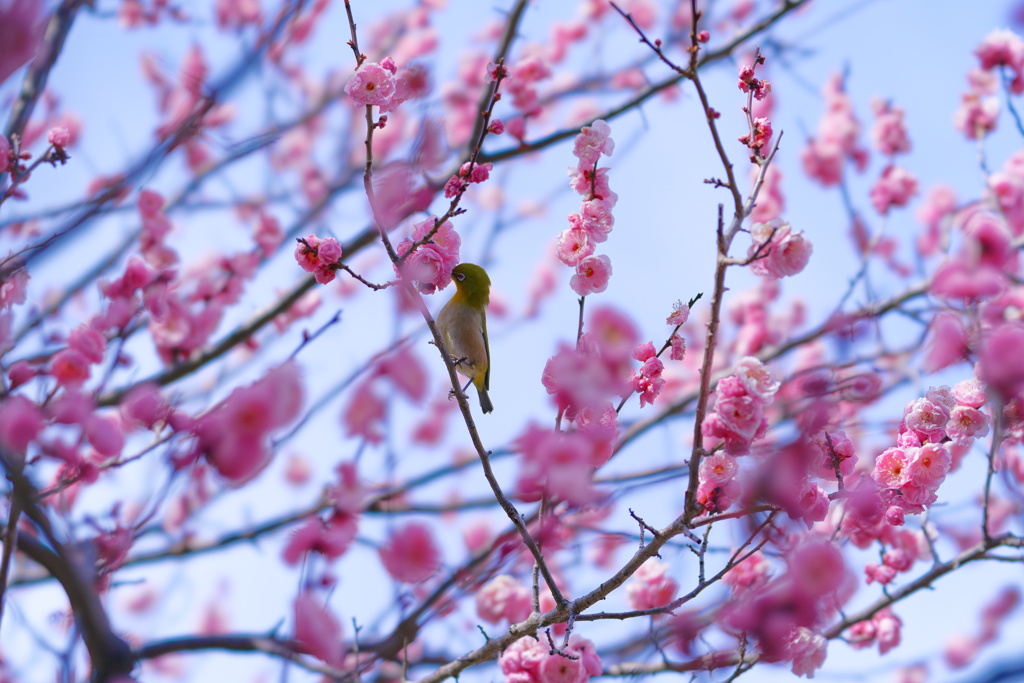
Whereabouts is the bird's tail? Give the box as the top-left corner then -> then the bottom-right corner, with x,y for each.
478,387 -> 494,414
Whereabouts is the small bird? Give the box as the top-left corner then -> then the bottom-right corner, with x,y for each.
435,263 -> 493,414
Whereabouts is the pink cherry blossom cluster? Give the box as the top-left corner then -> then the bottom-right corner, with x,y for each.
698,357 -> 780,513
282,512 -> 358,566
748,164 -> 785,224
542,306 -> 640,423
986,149 -> 1024,235
0,0 -> 45,87
475,574 -> 533,625
145,46 -> 234,174
192,362 -> 304,484
344,59 -> 428,114
498,634 -> 602,683
737,63 -> 771,101
720,541 -> 844,668
125,192 -> 268,365
746,219 -> 813,280
666,299 -> 690,361
845,606 -> 903,655
343,347 -> 428,443
800,73 -> 869,187
394,216 -> 462,294
292,590 -> 344,667
974,28 -> 1024,93
914,184 -> 957,258
378,522 -> 441,584
624,559 -> 678,611
866,97 -> 918,214
628,341 -> 665,407
513,420 -> 612,506
214,0 -> 262,30
443,160 -> 495,199
557,120 -> 616,296
118,0 -> 188,29
869,382 -> 988,529
294,233 -> 345,284
930,211 -> 1016,300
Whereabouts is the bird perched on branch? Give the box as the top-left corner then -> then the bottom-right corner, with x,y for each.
436,263 -> 493,414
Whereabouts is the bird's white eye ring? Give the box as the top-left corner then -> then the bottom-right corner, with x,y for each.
455,272 -> 465,281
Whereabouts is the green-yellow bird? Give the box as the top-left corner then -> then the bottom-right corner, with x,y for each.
436,263 -> 493,414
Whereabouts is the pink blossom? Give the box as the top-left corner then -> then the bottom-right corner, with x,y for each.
630,356 -> 665,407
556,223 -> 594,267
572,119 -> 614,168
699,453 -> 738,486
394,217 -> 461,294
376,346 -> 428,403
0,268 -> 29,310
979,323 -> 1024,401
789,541 -> 846,598
343,380 -> 387,444
922,312 -> 969,373
475,575 -> 532,624
579,199 -> 614,243
47,126 -> 70,148
378,523 -> 441,584
488,119 -> 505,135
865,562 -> 898,585
796,481 -> 830,526
945,406 -> 989,445
498,635 -> 601,683
870,165 -> 919,214
514,423 -> 599,505
51,349 -> 92,388
952,378 -> 986,408
906,443 -> 952,488
944,633 -> 980,669
568,167 -> 617,205
282,514 -> 358,565
0,395 -> 44,453
748,220 -> 812,280
734,356 -> 779,404
344,62 -> 397,107
215,0 -> 262,29
874,607 -> 903,654
284,454 -> 311,486
329,461 -> 369,514
786,627 -> 827,678
68,326 -> 106,365
85,414 -> 124,458
666,299 -> 690,325
749,164 -> 785,224
293,591 -> 343,666
954,92 -> 999,139
873,447 -> 911,489
975,29 -> 1024,92
625,559 -> 678,611
724,551 -> 771,591
197,362 -> 304,483
0,0 -> 45,87
570,254 -> 612,296
903,397 -> 949,442
668,334 -> 686,361
885,505 -> 906,526
869,98 -> 911,156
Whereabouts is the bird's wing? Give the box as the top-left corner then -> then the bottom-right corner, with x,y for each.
481,309 -> 490,391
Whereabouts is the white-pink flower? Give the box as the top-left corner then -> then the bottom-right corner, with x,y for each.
344,62 -> 397,107
572,119 -> 614,168
570,254 -> 612,296
734,356 -> 779,404
625,559 -> 679,611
